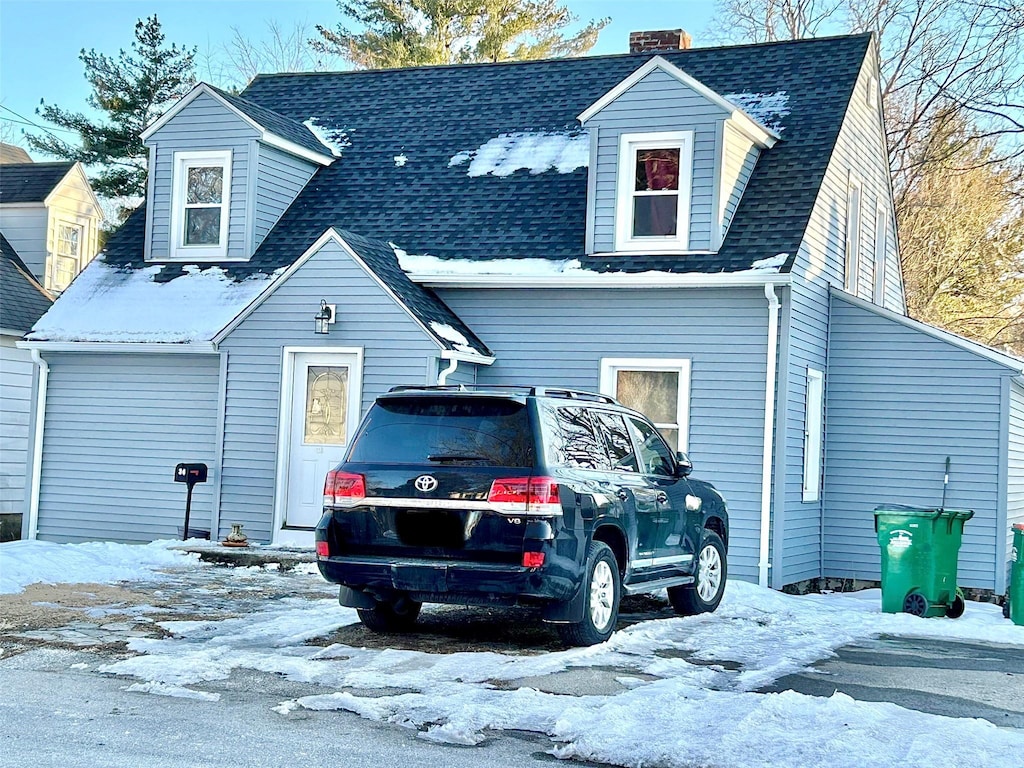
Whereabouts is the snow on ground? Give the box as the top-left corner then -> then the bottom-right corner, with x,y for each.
91,576 -> 1024,766
449,131 -> 589,177
26,259 -> 279,343
0,539 -> 201,594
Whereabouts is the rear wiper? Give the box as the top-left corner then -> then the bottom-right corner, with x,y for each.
427,453 -> 487,463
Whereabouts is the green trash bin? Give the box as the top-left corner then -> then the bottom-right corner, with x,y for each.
873,505 -> 974,618
1010,523 -> 1024,626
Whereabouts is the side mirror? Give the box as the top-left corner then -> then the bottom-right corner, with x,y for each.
675,451 -> 693,477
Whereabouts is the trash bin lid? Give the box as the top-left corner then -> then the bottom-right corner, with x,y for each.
873,505 -> 973,521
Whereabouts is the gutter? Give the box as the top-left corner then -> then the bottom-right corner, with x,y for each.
410,273 -> 792,290
437,349 -> 495,385
18,341 -> 219,354
759,284 -> 781,588
26,348 -> 49,540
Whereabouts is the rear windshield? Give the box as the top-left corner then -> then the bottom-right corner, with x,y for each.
347,397 -> 536,467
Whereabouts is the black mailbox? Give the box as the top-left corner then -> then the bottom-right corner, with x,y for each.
174,463 -> 208,485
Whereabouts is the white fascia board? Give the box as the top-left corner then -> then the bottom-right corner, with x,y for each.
577,56 -> 781,146
410,271 -> 792,289
441,349 -> 495,366
17,340 -> 218,353
43,162 -> 105,218
141,83 -> 334,166
832,288 -> 1024,374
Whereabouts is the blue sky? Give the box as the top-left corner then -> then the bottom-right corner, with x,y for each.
0,0 -> 718,152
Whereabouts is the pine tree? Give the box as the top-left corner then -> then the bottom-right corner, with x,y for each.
28,16 -> 196,214
313,0 -> 608,69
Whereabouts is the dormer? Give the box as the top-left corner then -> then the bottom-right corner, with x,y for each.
140,83 -> 336,262
580,56 -> 779,256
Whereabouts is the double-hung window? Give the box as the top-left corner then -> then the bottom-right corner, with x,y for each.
52,222 -> 82,291
599,358 -> 691,452
170,150 -> 232,259
615,131 -> 693,252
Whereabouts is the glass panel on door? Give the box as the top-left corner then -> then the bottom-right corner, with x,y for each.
304,366 -> 349,445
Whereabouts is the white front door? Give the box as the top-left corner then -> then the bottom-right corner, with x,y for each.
284,351 -> 362,529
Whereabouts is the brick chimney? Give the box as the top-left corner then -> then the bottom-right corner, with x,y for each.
629,29 -> 692,54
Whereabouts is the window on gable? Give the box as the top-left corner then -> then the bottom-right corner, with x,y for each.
844,176 -> 862,293
872,202 -> 888,304
170,150 -> 231,259
52,221 -> 82,292
615,132 -> 693,252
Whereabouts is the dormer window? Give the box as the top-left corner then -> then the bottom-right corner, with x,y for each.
615,131 -> 692,252
170,150 -> 232,259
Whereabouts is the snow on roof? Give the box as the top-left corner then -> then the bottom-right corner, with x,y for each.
303,118 -> 352,158
396,251 -> 790,278
724,91 -> 790,132
27,258 -> 278,343
449,131 -> 589,177
428,320 -> 482,356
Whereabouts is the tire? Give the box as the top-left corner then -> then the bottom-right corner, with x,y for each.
356,596 -> 422,633
945,588 -> 966,619
668,531 -> 727,616
558,541 -> 621,647
903,591 -> 929,617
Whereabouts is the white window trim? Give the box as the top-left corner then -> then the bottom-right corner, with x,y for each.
614,131 -> 693,253
169,149 -> 232,260
802,367 -> 824,502
872,201 -> 888,304
844,174 -> 862,293
599,357 -> 691,452
50,219 -> 84,292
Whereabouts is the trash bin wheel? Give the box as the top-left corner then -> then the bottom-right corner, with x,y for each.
903,592 -> 929,617
945,588 -> 966,619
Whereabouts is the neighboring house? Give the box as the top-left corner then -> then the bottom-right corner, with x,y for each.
1,143 -> 32,165
0,160 -> 104,293
19,31 -> 1024,594
0,234 -> 52,537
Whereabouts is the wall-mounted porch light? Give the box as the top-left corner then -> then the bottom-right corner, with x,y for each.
314,299 -> 335,334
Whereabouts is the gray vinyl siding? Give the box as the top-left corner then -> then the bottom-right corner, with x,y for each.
437,286 -> 770,582
823,294 -> 1011,590
586,68 -> 729,253
1007,381 -> 1024,563
0,337 -> 35,516
0,205 -> 48,280
145,92 -> 259,260
253,144 -> 318,250
218,239 -> 439,542
775,48 -> 903,587
34,353 -> 219,543
720,123 -> 758,240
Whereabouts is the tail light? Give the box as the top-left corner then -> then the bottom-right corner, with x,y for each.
315,540 -> 330,558
522,551 -> 545,568
324,470 -> 366,508
488,476 -> 562,515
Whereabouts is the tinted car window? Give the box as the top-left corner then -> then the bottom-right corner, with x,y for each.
629,417 -> 676,477
592,410 -> 639,472
348,397 -> 534,467
543,406 -> 610,470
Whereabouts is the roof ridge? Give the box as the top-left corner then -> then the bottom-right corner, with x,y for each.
248,32 -> 873,83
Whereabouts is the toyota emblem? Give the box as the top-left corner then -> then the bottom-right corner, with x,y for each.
414,475 -> 439,493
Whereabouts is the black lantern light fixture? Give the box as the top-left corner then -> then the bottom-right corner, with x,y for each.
314,299 -> 334,334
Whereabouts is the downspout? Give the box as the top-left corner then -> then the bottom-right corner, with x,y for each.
26,348 -> 49,540
437,356 -> 459,385
759,284 -> 781,588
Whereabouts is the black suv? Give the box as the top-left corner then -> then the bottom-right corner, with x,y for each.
315,386 -> 729,646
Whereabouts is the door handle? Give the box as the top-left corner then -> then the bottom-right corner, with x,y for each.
617,489 -> 629,501
656,491 -> 668,504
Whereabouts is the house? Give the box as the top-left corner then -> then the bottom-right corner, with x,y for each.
0,159 -> 104,293
19,31 -> 1024,594
1,234 -> 52,539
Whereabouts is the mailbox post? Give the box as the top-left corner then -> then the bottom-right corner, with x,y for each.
174,463 -> 208,541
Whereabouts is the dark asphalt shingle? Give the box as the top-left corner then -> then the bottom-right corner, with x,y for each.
0,162 -> 74,204
209,86 -> 336,160
0,232 -> 52,333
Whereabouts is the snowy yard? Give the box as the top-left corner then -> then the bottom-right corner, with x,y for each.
1,539 -> 1022,767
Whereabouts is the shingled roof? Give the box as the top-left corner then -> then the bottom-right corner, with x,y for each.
101,33 -> 870,280
0,162 -> 74,204
0,232 -> 52,334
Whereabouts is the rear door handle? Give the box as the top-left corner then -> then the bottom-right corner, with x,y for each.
617,489 -> 629,501
656,492 -> 668,504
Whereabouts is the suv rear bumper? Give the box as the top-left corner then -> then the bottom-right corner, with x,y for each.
317,554 -> 579,604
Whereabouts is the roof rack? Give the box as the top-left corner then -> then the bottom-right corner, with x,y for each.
386,384 -> 619,405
